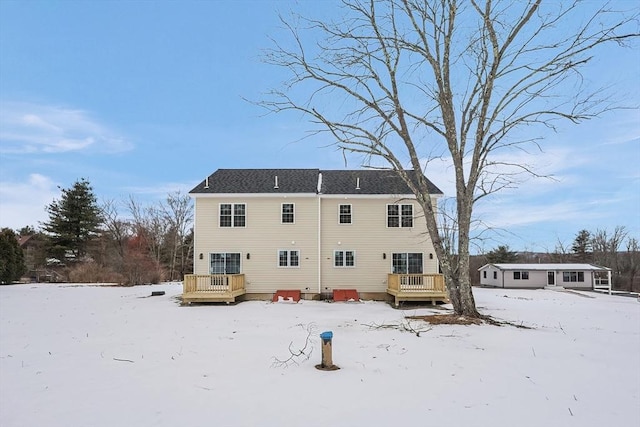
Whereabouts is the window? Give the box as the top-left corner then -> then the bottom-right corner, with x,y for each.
278,250 -> 299,267
334,250 -> 355,267
392,253 -> 423,274
282,203 -> 295,224
513,271 -> 529,280
483,271 -> 487,279
209,253 -> 241,274
493,271 -> 497,279
562,271 -> 585,282
339,204 -> 352,224
220,203 -> 245,227
387,204 -> 413,228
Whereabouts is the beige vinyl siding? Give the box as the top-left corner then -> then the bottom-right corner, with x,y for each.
320,197 -> 438,293
193,196 -> 319,293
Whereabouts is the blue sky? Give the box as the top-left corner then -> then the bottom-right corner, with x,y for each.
0,0 -> 638,253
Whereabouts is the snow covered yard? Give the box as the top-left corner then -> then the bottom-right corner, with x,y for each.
0,283 -> 638,427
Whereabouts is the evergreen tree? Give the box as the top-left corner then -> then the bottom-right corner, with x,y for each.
571,229 -> 593,262
0,228 -> 26,283
41,179 -> 102,260
486,245 -> 518,264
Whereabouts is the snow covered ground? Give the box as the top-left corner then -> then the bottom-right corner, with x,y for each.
1,283 -> 638,427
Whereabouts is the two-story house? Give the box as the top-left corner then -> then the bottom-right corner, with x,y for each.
184,168 -> 447,305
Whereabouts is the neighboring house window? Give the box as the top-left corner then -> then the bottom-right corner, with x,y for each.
483,271 -> 487,279
278,250 -> 300,267
339,204 -> 352,224
387,204 -> 413,228
220,203 -> 246,227
493,271 -> 497,279
334,250 -> 355,267
210,253 -> 241,274
392,253 -> 423,274
513,271 -> 529,280
282,203 -> 295,224
563,271 -> 585,282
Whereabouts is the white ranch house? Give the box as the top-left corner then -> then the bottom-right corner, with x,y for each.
478,263 -> 612,293
185,168 -> 447,305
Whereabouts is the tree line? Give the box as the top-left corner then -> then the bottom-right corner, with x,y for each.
1,178 -> 193,285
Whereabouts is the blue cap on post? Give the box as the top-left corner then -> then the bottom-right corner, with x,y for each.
320,331 -> 333,341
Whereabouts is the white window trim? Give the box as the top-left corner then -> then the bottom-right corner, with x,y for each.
386,203 -> 414,228
338,204 -> 352,225
209,252 -> 242,275
219,203 -> 247,228
277,249 -> 300,268
562,271 -> 585,283
281,203 -> 295,224
333,250 -> 356,268
390,252 -> 424,274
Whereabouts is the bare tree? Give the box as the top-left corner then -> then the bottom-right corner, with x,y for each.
101,199 -> 131,261
160,191 -> 193,281
621,237 -> 639,292
126,196 -> 168,265
261,0 -> 638,316
592,226 -> 628,286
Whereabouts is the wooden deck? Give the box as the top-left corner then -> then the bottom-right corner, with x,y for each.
182,274 -> 246,303
387,273 -> 448,306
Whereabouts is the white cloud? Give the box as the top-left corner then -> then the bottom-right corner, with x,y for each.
0,174 -> 59,230
0,101 -> 132,154
421,145 -> 582,199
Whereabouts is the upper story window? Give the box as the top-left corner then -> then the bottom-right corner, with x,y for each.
220,203 -> 246,227
278,250 -> 299,267
339,204 -> 352,224
282,203 -> 295,224
334,250 -> 355,267
387,204 -> 413,228
513,271 -> 529,280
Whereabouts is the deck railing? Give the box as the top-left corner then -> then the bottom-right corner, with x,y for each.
183,274 -> 245,294
387,274 -> 446,293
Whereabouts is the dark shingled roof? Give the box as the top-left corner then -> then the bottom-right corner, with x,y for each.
319,169 -> 442,195
190,168 -> 443,195
190,169 -> 320,194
